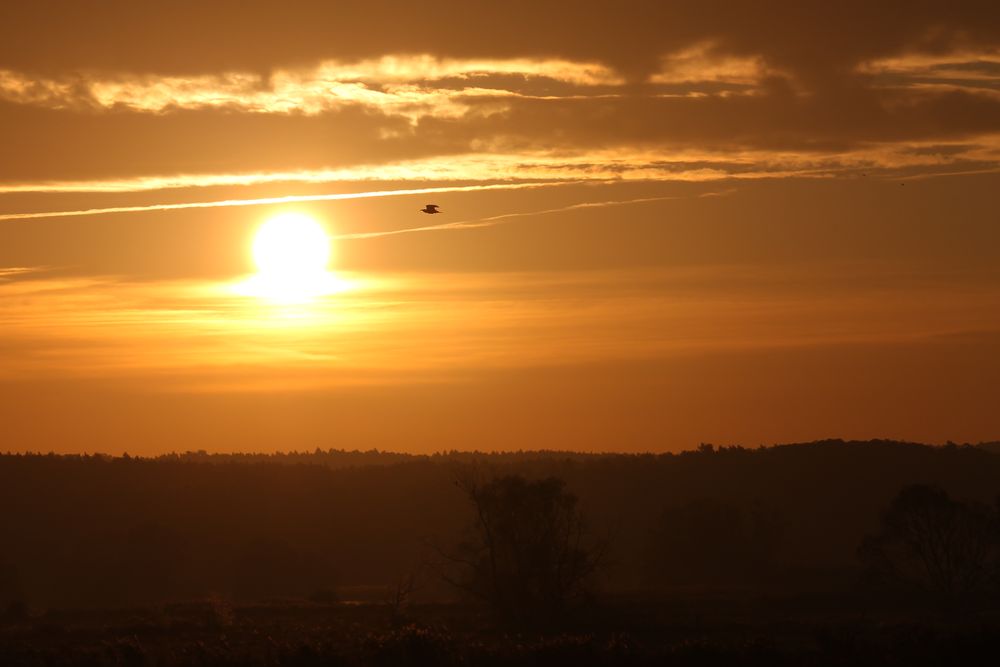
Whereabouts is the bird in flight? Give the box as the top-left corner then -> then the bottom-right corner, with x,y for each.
419,204 -> 441,214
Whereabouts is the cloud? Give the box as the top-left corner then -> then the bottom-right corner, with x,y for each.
0,180 -> 586,223
859,50 -> 1000,82
3,261 -> 999,391
0,266 -> 44,280
857,49 -> 1000,102
650,42 -> 779,87
3,81 -> 1000,192
2,138 -> 998,233
336,191 -> 734,240
0,3 -> 998,192
0,56 -> 623,123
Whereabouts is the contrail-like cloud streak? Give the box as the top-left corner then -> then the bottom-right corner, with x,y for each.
0,267 -> 42,279
336,191 -> 733,240
0,181 -> 592,223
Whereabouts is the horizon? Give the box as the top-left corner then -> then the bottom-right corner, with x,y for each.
7,437 -> 1000,460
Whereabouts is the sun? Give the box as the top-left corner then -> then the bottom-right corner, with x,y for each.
253,212 -> 331,276
242,212 -> 341,302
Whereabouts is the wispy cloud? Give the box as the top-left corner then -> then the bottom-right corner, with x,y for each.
650,42 -> 780,87
337,191 -> 734,240
859,50 -> 1000,80
858,49 -> 1000,94
0,55 -> 625,122
0,181 -> 590,223
0,48 -> 795,126
0,266 -> 44,280
4,139 -> 997,197
3,263 -> 999,391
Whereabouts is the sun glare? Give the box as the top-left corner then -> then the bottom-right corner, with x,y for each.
254,212 -> 330,275
240,212 -> 343,303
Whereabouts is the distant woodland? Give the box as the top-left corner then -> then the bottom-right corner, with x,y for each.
2,440 -> 1000,612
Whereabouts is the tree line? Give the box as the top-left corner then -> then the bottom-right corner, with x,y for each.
2,440 -> 1000,621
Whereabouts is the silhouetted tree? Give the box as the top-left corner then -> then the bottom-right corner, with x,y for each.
384,567 -> 424,627
444,474 -> 607,628
859,484 -> 1000,601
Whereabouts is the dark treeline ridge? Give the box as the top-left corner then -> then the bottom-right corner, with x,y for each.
72,438 -> 1000,468
156,447 -> 618,467
2,439 -> 1000,613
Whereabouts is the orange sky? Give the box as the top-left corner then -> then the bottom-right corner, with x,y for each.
2,2 -> 999,454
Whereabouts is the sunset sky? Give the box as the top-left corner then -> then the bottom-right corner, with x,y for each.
2,1 -> 999,454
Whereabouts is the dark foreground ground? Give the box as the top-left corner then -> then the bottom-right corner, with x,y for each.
4,595 -> 1000,666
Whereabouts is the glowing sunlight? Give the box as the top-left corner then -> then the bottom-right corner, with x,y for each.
239,211 -> 346,303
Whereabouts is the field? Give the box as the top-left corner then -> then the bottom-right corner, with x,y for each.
4,594 -> 1000,666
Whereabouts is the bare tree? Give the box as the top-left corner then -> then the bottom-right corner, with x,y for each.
859,484 -> 1000,601
442,472 -> 607,628
384,566 -> 426,627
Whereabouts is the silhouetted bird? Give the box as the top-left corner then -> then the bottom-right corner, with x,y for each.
419,204 -> 441,214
